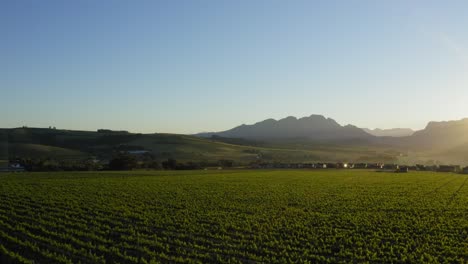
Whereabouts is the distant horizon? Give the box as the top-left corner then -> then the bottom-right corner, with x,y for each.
4,114 -> 468,135
3,1 -> 468,134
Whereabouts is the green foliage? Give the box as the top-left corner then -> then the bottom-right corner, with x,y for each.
218,159 -> 234,168
108,153 -> 138,170
12,158 -> 102,172
0,170 -> 466,263
161,158 -> 177,170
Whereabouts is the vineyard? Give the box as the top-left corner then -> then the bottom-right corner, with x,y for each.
0,170 -> 467,263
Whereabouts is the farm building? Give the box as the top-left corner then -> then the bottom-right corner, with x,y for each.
416,164 -> 427,171
0,162 -> 25,172
353,163 -> 367,169
437,165 -> 461,173
304,163 -> 316,168
316,163 -> 327,169
336,163 -> 349,169
383,164 -> 399,170
425,165 -> 438,171
367,163 -> 384,169
9,163 -> 25,172
395,166 -> 409,173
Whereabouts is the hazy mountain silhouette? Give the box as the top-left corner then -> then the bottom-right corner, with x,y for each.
198,116 -> 468,152
396,118 -> 468,151
195,116 -> 468,164
362,128 -> 414,137
197,115 -> 373,141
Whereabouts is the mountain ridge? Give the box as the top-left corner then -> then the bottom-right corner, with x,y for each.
196,115 -> 373,141
3,116 -> 468,165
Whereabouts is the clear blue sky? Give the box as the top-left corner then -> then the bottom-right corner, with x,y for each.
2,0 -> 468,133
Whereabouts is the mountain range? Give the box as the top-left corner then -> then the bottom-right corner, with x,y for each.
196,115 -> 468,164
2,115 -> 468,165
196,115 -> 419,140
197,115 -> 371,140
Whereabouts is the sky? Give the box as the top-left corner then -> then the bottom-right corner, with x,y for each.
2,0 -> 468,134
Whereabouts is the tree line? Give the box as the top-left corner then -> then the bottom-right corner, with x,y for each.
9,153 -> 234,172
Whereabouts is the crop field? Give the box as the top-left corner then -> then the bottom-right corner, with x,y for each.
0,170 -> 467,263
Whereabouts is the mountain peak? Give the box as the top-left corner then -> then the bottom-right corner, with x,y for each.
309,114 -> 326,119
424,118 -> 468,130
255,118 -> 276,125
279,116 -> 298,122
197,114 -> 371,140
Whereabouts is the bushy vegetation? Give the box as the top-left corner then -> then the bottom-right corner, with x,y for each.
11,155 -> 234,172
10,158 -> 103,171
0,170 -> 466,263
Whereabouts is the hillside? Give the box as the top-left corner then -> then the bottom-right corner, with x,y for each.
2,128 -> 256,162
373,118 -> 468,165
1,127 -> 398,164
406,118 -> 468,150
379,118 -> 468,152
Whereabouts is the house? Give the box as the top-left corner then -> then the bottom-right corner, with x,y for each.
316,163 -> 327,169
437,165 -> 461,173
462,167 -> 468,174
367,163 -> 384,169
302,163 -> 315,169
7,163 -> 25,172
425,165 -> 438,171
336,163 -> 349,169
395,166 -> 409,173
353,163 -> 367,169
383,164 -> 399,170
416,164 -> 426,171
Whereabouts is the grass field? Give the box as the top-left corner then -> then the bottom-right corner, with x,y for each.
0,170 -> 467,263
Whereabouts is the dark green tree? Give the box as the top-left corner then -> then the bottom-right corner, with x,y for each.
162,158 -> 177,170
108,153 -> 137,170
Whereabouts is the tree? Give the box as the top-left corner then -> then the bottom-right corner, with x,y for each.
218,159 -> 234,168
108,153 -> 137,170
147,160 -> 162,170
162,158 -> 177,170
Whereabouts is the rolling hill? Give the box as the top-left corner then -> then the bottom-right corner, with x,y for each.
0,127 -> 398,164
